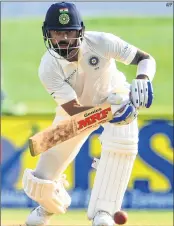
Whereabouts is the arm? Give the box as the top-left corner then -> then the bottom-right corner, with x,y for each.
101,33 -> 156,108
130,49 -> 156,81
129,49 -> 156,108
39,65 -> 95,116
61,97 -> 137,126
101,32 -> 156,81
61,99 -> 94,116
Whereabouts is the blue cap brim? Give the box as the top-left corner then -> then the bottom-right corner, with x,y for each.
46,26 -> 82,31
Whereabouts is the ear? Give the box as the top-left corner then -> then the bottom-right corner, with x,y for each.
42,22 -> 47,41
80,26 -> 85,37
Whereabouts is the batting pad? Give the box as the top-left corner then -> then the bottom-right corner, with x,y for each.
22,169 -> 71,214
87,147 -> 137,219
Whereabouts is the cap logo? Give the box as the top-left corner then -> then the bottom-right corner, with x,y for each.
59,13 -> 70,25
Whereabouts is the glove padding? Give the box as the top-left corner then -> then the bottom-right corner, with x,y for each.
110,101 -> 138,125
131,79 -> 153,109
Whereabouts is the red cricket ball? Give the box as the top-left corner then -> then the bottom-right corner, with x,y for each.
113,211 -> 128,225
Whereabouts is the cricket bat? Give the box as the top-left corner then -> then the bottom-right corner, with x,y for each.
29,102 -> 113,156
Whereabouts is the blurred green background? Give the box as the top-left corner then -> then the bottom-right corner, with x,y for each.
1,17 -> 173,115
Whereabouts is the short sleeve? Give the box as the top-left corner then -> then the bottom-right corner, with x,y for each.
38,54 -> 77,105
101,32 -> 138,65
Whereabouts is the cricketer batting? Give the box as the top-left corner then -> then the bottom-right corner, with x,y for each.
22,2 -> 156,226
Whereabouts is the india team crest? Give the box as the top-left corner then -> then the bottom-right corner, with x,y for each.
89,56 -> 99,67
59,13 -> 70,25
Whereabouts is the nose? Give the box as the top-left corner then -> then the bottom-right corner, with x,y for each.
56,32 -> 68,42
63,32 -> 68,39
64,34 -> 68,40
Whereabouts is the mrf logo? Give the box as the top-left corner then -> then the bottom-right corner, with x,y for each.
77,107 -> 112,130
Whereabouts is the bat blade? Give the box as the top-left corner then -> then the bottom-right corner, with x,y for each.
29,102 -> 113,156
29,121 -> 76,156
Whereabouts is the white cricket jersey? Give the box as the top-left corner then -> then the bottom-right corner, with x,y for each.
39,31 -> 137,109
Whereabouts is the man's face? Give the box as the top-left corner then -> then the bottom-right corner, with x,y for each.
49,30 -> 78,49
47,29 -> 82,60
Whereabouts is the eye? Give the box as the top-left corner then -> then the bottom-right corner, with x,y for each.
54,30 -> 61,35
52,31 -> 57,35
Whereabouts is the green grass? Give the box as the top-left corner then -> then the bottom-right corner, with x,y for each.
1,209 -> 173,225
1,17 -> 173,114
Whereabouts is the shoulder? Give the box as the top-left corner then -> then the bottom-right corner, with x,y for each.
84,31 -> 121,45
38,50 -> 62,80
84,31 -> 105,47
83,31 -> 121,57
39,50 -> 58,71
84,31 -> 103,42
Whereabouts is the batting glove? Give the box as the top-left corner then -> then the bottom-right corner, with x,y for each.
130,79 -> 154,109
109,101 -> 138,125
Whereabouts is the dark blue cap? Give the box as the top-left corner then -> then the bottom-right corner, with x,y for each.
44,2 -> 84,31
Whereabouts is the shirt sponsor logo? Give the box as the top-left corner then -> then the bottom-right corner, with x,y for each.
65,69 -> 76,84
122,44 -> 129,53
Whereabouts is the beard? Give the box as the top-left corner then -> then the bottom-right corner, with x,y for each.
53,40 -> 77,58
